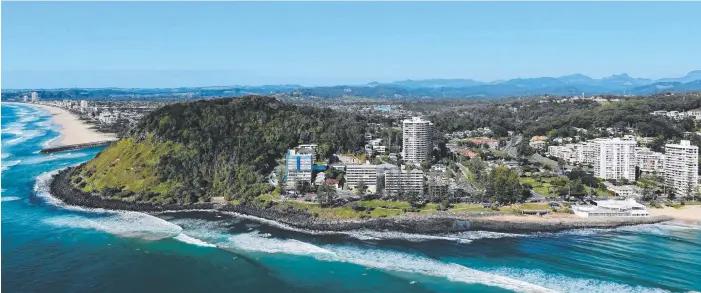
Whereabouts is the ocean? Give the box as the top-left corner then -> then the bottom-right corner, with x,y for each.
2,103 -> 700,293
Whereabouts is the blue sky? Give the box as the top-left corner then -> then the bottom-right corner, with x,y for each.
2,2 -> 701,89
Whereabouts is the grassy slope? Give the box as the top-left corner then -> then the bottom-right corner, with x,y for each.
76,136 -> 183,196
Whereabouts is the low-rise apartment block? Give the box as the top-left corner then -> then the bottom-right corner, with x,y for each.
385,169 -> 424,196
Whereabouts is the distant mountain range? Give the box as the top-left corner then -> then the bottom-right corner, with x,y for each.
3,71 -> 701,100
362,70 -> 701,98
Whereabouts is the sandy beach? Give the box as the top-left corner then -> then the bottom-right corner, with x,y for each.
648,205 -> 701,223
7,102 -> 117,146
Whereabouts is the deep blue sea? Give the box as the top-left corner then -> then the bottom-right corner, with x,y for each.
2,103 -> 701,293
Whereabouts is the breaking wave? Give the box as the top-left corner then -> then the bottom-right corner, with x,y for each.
20,153 -> 88,165
2,160 -> 21,171
168,218 -> 554,293
3,129 -> 45,146
173,234 -> 217,247
36,169 -> 214,246
1,196 -> 22,202
486,268 -> 670,293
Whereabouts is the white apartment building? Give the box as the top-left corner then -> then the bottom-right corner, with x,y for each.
576,139 -> 602,166
686,109 -> 701,120
345,164 -> 379,193
80,100 -> 89,113
298,144 -> 318,153
385,169 -> 424,196
285,148 -> 315,188
30,92 -> 38,103
547,145 -> 577,163
402,117 -> 433,164
594,138 -> 637,181
664,140 -> 699,198
635,147 -> 665,175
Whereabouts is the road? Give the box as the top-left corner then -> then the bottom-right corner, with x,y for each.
502,135 -> 522,159
455,162 -> 480,195
530,153 -> 563,175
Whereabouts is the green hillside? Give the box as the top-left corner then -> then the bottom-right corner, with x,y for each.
72,96 -> 367,204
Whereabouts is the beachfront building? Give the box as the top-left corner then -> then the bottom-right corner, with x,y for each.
635,147 -> 665,175
385,169 -> 424,197
402,117 -> 433,164
594,138 -> 637,181
664,140 -> 699,198
572,198 -> 649,217
30,92 -> 38,103
345,164 -> 379,193
285,147 -> 315,189
79,100 -> 89,113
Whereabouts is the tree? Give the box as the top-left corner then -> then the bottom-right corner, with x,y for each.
355,180 -> 367,196
642,189 -> 657,202
318,184 -> 337,206
488,166 -> 522,204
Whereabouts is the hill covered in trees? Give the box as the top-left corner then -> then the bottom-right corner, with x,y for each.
72,96 -> 368,204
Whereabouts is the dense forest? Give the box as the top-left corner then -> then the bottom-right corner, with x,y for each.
74,96 -> 369,204
423,93 -> 701,142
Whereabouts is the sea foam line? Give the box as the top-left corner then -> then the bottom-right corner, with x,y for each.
167,217 -> 557,293
486,268 -> 670,293
35,168 -> 214,246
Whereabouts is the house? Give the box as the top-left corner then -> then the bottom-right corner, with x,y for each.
529,140 -> 547,150
470,138 -> 499,149
324,179 -> 341,190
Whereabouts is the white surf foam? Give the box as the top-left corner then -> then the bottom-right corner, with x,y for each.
19,115 -> 39,123
20,153 -> 88,165
42,135 -> 63,148
316,246 -> 557,293
35,168 -> 214,246
170,219 -> 556,293
3,129 -> 45,146
2,122 -> 26,134
225,231 -> 336,256
1,153 -> 10,159
172,233 -> 217,247
43,212 -> 184,240
487,268 -> 670,293
164,210 -> 526,243
2,160 -> 21,171
1,196 -> 21,202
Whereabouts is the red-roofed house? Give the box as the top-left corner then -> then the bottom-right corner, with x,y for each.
470,138 -> 499,149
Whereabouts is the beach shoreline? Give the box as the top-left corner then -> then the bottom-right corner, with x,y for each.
5,102 -> 117,146
648,205 -> 701,224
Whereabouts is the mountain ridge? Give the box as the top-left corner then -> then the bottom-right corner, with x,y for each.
2,71 -> 700,100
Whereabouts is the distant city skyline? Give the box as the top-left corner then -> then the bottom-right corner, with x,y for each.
2,2 -> 701,89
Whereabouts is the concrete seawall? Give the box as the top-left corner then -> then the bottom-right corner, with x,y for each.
49,166 -> 674,234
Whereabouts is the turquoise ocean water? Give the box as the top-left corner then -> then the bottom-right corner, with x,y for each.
2,103 -> 700,293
